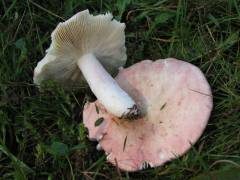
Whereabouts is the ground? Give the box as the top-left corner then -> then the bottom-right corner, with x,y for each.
0,0 -> 240,179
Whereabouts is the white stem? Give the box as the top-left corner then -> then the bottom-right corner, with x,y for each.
77,53 -> 137,117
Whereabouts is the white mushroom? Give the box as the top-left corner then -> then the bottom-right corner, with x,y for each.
33,10 -> 139,118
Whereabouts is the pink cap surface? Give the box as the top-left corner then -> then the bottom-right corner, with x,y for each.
83,58 -> 213,171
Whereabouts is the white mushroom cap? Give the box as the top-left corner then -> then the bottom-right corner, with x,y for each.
33,10 -> 126,87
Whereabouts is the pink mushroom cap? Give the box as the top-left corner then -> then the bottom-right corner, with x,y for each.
83,58 -> 213,171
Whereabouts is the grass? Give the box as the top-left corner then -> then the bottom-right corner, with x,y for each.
0,0 -> 240,179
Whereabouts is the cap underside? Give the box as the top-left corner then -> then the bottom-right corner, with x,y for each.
34,10 -> 127,87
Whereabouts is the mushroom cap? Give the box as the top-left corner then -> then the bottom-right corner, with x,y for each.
34,10 -> 126,87
83,58 -> 213,171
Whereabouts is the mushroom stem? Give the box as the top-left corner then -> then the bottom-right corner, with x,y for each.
77,53 -> 139,118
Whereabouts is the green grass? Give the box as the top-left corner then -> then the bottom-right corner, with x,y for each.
0,0 -> 240,179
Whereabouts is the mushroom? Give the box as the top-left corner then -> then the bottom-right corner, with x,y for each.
83,58 -> 213,171
33,10 -> 139,118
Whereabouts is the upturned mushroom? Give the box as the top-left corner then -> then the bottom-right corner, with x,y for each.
83,58 -> 213,171
33,10 -> 140,118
